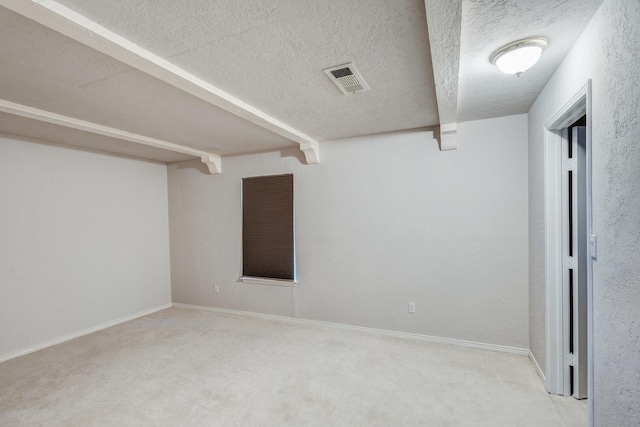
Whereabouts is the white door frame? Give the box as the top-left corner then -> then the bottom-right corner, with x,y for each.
543,80 -> 594,423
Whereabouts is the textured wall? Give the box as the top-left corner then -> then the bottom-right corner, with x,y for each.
168,115 -> 529,348
528,0 -> 640,424
0,137 -> 172,357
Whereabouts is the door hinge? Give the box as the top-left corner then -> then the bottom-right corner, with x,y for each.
566,353 -> 575,366
565,256 -> 575,269
564,159 -> 576,171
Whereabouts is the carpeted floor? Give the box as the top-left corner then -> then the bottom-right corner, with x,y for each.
0,307 -> 586,426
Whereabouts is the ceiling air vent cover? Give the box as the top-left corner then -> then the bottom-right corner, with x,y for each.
323,63 -> 369,95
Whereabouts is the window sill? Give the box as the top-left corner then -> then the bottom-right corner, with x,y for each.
240,276 -> 298,287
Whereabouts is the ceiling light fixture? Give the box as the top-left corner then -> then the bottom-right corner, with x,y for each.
490,37 -> 548,76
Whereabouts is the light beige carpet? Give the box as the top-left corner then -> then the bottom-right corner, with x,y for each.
0,307 -> 586,426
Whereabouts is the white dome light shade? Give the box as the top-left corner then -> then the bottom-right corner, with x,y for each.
494,45 -> 543,74
490,38 -> 548,76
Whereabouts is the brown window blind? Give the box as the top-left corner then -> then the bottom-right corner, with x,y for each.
242,174 -> 294,280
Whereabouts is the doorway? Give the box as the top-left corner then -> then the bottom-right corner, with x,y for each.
543,81 -> 594,422
563,116 -> 588,399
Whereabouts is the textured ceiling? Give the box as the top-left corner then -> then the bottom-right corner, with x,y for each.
0,1 -> 606,163
55,0 -> 439,140
457,0 -> 604,122
0,7 -> 295,156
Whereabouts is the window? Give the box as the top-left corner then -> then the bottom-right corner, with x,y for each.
242,174 -> 295,282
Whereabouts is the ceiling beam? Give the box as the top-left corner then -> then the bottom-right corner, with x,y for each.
0,0 -> 320,164
424,0 -> 462,151
0,98 -> 222,174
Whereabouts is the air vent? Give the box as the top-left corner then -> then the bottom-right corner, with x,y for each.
323,63 -> 370,95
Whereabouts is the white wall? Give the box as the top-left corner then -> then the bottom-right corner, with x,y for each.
0,137 -> 172,358
528,0 -> 640,423
168,114 -> 529,349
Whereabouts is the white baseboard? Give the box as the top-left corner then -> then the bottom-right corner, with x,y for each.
0,303 -> 172,363
529,350 -> 547,385
173,303 -> 529,356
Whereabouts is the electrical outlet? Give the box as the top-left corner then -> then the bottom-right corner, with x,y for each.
408,302 -> 416,314
214,285 -> 220,294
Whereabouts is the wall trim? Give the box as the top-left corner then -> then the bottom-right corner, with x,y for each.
0,303 -> 172,364
173,303 -> 529,356
529,350 -> 547,385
